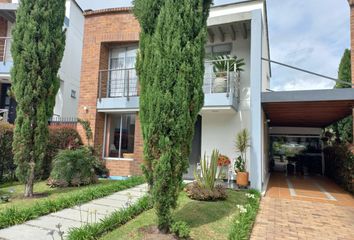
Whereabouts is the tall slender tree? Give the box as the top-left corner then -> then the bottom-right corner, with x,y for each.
134,0 -> 212,232
333,49 -> 353,143
11,0 -> 66,197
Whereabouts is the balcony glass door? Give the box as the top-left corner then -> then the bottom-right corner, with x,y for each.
109,46 -> 138,97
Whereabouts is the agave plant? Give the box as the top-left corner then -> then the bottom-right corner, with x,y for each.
194,149 -> 220,190
212,55 -> 245,76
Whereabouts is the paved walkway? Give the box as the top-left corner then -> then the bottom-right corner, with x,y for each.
0,184 -> 148,240
251,174 -> 354,240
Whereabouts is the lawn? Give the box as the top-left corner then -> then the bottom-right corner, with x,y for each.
100,190 -> 248,240
0,179 -> 114,210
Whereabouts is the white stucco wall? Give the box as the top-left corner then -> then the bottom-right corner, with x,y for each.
200,110 -> 252,171
55,0 -> 84,118
201,2 -> 268,191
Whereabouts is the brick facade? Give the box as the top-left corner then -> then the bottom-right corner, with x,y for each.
78,8 -> 143,176
0,14 -> 8,61
349,1 -> 354,143
349,1 -> 354,85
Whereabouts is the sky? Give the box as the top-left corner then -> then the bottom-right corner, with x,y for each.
76,0 -> 350,91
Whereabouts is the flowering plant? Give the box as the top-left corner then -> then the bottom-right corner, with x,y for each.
217,155 -> 231,166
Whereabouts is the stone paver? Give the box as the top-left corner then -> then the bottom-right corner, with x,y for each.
0,184 -> 148,240
251,174 -> 354,240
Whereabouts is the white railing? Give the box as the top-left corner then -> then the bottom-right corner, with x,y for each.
0,37 -> 12,64
203,59 -> 239,96
0,109 -> 9,122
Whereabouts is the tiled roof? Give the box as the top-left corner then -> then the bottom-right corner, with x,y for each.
83,7 -> 132,16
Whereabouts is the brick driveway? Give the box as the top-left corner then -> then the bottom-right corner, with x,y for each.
251,174 -> 354,240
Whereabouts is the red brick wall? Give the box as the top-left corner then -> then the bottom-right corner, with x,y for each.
78,9 -> 143,176
350,1 -> 354,143
350,1 -> 354,85
0,16 -> 8,61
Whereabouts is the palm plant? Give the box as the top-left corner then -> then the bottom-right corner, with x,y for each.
234,129 -> 250,172
194,149 -> 220,190
212,55 -> 245,77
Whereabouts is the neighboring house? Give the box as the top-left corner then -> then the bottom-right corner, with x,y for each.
0,0 -> 84,123
77,0 -> 271,190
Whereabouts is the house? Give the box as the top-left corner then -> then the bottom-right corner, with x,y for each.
77,0 -> 354,192
0,0 -> 84,123
77,0 -> 270,190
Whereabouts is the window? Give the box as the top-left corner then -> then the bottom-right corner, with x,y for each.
109,45 -> 138,97
205,43 -> 232,57
71,90 -> 76,99
105,113 -> 136,159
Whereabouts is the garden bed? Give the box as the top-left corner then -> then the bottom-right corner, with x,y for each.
99,189 -> 259,240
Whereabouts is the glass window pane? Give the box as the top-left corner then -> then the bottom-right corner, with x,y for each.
213,44 -> 232,54
105,114 -> 136,158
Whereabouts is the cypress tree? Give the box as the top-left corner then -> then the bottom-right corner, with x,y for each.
333,49 -> 353,143
134,0 -> 212,232
11,0 -> 66,197
336,49 -> 351,89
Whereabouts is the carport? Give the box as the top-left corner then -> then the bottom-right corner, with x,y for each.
261,88 -> 354,204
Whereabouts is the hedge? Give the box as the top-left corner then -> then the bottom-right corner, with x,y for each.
0,122 -> 15,182
67,196 -> 153,240
0,176 -> 145,229
323,144 -> 354,194
0,124 -> 83,182
229,190 -> 261,240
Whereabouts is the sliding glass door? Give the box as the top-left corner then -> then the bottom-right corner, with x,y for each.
105,113 -> 136,159
109,45 -> 138,97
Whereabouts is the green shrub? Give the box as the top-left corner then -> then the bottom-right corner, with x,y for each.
68,196 -> 152,240
170,221 -> 191,239
41,126 -> 83,179
49,148 -> 99,187
0,124 -> 83,182
0,122 -> 15,182
323,144 -> 354,194
229,190 -> 260,240
0,176 -> 145,229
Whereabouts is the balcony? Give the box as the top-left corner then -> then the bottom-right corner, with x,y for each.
0,37 -> 13,74
97,59 -> 240,112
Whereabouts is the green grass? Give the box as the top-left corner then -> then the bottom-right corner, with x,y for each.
0,180 -> 114,210
101,190 -> 249,240
0,176 -> 145,229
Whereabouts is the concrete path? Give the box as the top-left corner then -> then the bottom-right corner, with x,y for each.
251,174 -> 354,240
0,184 -> 148,240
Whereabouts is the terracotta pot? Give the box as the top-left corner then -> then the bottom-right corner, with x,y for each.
236,172 -> 249,187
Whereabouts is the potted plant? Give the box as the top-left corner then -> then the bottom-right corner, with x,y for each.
217,154 -> 231,182
234,129 -> 250,187
212,55 -> 245,93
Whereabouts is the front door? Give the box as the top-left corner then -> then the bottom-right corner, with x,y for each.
0,83 -> 16,124
184,115 -> 202,180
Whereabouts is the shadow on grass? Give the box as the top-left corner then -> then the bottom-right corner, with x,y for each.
174,190 -> 247,228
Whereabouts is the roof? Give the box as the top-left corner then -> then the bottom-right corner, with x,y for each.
262,89 -> 354,128
83,7 -> 132,17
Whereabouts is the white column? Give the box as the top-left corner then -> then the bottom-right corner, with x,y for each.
249,10 -> 263,191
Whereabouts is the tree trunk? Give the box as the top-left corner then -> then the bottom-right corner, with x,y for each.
24,162 -> 35,197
